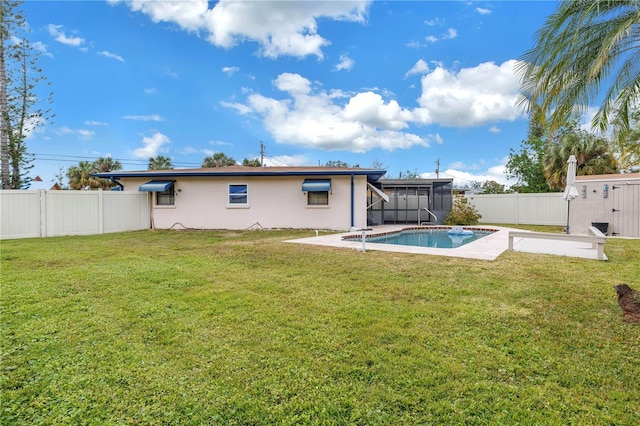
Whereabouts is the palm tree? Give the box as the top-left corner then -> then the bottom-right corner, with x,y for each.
66,161 -> 100,190
242,158 -> 262,167
148,155 -> 173,170
67,158 -> 121,190
543,130 -> 618,190
518,0 -> 640,141
202,152 -> 236,167
93,157 -> 122,173
611,106 -> 640,172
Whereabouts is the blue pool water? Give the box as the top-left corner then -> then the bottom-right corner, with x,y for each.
363,229 -> 492,249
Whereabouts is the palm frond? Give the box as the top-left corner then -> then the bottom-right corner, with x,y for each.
519,0 -> 640,140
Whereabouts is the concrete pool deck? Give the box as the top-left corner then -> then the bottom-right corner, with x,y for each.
286,225 -> 607,261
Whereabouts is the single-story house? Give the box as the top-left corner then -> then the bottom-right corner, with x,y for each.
93,166 -> 388,231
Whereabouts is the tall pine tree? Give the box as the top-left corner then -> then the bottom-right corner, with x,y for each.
1,0 -> 53,189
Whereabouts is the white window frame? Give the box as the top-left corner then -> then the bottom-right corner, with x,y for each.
228,184 -> 248,207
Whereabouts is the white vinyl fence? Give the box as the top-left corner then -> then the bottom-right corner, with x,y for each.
1,190 -> 150,240
1,190 -> 568,240
466,193 -> 566,226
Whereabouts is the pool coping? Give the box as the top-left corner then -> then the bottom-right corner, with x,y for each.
286,225 -> 511,261
285,225 -> 607,261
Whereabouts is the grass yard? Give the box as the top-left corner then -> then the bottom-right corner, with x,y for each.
1,228 -> 639,424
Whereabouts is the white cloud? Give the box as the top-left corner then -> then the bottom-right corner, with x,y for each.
110,0 -> 370,59
54,126 -> 95,140
443,28 -> 457,40
448,161 -> 466,170
343,92 -> 413,131
84,120 -> 109,127
99,51 -> 125,62
77,129 -> 95,139
222,66 -> 240,76
424,18 -> 443,26
165,69 -> 179,79
208,140 -> 233,147
489,126 -> 501,134
33,41 -> 53,57
425,28 -> 457,44
55,126 -> 74,135
414,60 -> 524,127
263,154 -> 309,167
422,164 -> 514,188
274,72 -> 312,94
23,115 -> 47,139
419,156 -> 517,188
144,87 -> 158,95
222,62 -> 524,152
224,72 -> 436,153
334,54 -> 355,71
180,146 -> 199,155
476,7 -> 492,15
47,24 -> 85,47
133,132 -> 171,158
579,106 -> 602,133
123,114 -> 164,122
405,59 -> 429,78
220,101 -> 253,115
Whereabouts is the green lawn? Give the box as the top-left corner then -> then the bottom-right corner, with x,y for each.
2,229 -> 639,424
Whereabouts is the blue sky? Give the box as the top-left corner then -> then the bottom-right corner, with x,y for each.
23,0 -> 562,187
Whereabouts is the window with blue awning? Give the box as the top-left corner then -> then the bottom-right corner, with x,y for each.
302,179 -> 331,192
138,180 -> 175,192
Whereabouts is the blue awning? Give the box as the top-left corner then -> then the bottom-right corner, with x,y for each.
302,179 -> 331,192
139,180 -> 175,192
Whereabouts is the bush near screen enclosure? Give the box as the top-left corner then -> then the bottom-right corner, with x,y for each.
444,196 -> 482,226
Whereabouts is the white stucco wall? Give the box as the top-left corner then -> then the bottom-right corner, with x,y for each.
119,174 -> 369,231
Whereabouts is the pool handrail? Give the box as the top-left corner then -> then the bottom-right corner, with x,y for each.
419,207 -> 438,225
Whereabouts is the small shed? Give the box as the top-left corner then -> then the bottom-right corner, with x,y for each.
569,173 -> 640,237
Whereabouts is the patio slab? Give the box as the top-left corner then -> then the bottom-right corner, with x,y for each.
286,226 -> 607,261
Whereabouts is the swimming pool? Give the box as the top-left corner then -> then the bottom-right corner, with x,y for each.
345,227 -> 495,249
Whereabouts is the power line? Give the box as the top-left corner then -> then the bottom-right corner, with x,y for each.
28,149 -> 291,169
26,153 -> 201,167
258,142 -> 291,167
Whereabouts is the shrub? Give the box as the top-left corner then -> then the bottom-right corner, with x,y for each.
444,196 -> 482,225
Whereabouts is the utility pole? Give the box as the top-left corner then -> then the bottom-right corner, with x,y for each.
260,141 -> 265,166
435,158 -> 440,178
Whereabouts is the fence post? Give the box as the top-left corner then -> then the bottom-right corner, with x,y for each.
98,189 -> 104,234
39,190 -> 46,238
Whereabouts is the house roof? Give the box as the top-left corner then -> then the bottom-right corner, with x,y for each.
28,175 -> 61,190
93,166 -> 387,182
28,177 -> 48,190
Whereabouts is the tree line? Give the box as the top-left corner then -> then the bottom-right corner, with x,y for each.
63,154 -> 262,190
1,0 -> 53,189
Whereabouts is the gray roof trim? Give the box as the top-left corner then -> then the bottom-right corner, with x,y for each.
93,167 -> 387,182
